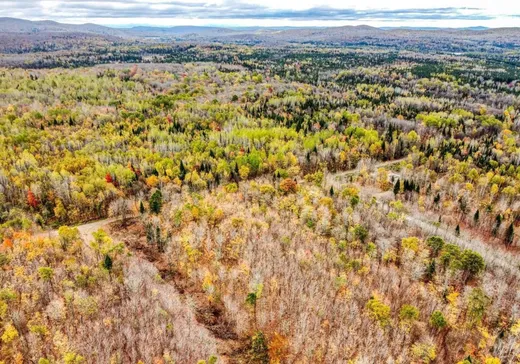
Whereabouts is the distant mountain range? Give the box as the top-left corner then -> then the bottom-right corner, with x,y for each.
0,18 -> 241,37
0,17 -> 128,37
1,17 -> 520,47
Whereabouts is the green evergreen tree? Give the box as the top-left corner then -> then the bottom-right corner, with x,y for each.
426,236 -> 445,257
492,214 -> 502,237
103,254 -> 113,271
505,223 -> 515,246
424,259 -> 436,281
473,209 -> 480,223
434,193 -> 441,204
429,310 -> 447,329
393,179 -> 400,196
460,250 -> 485,281
179,161 -> 187,181
149,190 -> 163,214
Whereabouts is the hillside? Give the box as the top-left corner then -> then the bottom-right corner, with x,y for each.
2,17 -> 520,49
2,15 -> 520,364
0,17 -> 127,37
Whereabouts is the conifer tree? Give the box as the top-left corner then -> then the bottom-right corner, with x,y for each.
149,190 -> 163,214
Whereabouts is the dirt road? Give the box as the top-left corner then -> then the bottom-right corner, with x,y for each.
332,157 -> 408,179
402,212 -> 520,276
331,160 -> 520,277
34,216 -> 124,242
34,159 -> 408,243
36,156 -> 519,277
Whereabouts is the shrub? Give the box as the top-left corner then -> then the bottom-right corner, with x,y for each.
402,237 -> 420,253
279,178 -> 297,194
467,288 -> 490,326
411,342 -> 437,363
1,323 -> 19,343
484,357 -> 501,364
0,300 -> 7,319
460,250 -> 485,280
38,267 -> 54,281
429,310 -> 447,329
250,331 -> 269,363
259,184 -> 276,195
366,295 -> 391,327
350,195 -> 360,208
304,170 -> 324,186
354,225 -> 369,243
58,226 -> 80,250
426,236 -> 445,256
225,182 -> 238,193
239,165 -> 250,180
63,352 -> 85,364
399,304 -> 419,325
268,332 -> 289,363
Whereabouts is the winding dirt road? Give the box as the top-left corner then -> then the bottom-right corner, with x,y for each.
36,156 -> 519,277
332,157 -> 408,180
34,216 -> 124,242
35,159 -> 408,242
332,159 -> 520,277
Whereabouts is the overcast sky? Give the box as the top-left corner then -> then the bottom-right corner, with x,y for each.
1,0 -> 520,28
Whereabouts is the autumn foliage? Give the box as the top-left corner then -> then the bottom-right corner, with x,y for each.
26,190 -> 38,208
1,41 -> 520,363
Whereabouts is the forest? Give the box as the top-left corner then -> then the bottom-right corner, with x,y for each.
1,32 -> 520,364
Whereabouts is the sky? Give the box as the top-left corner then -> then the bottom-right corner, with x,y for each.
1,0 -> 520,28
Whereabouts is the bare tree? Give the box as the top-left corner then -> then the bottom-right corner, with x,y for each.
109,198 -> 132,226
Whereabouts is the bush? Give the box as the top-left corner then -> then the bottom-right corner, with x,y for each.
460,250 -> 485,280
399,304 -> 419,324
1,323 -> 19,343
38,267 -> 54,281
366,295 -> 391,327
411,342 -> 437,363
402,237 -> 420,253
259,184 -> 276,195
250,331 -> 269,363
279,178 -> 297,194
225,182 -> 238,193
354,225 -> 369,243
426,236 -> 445,256
467,288 -> 490,326
268,332 -> 289,363
58,226 -> 80,250
304,170 -> 324,185
439,243 -> 461,269
429,310 -> 447,329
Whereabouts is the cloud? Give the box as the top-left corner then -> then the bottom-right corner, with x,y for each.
0,1 -> 495,22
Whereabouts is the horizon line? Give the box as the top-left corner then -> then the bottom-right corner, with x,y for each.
3,17 -> 518,30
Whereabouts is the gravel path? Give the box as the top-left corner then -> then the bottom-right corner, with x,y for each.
34,216 -> 124,242
331,159 -> 520,277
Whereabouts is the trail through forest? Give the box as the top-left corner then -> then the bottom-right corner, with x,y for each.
35,158 -> 408,240
34,216 -> 125,241
36,217 -> 246,362
331,161 -> 520,278
32,156 -> 520,362
36,155 -> 519,280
